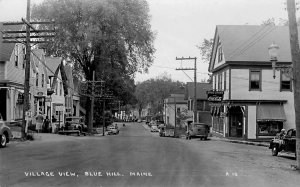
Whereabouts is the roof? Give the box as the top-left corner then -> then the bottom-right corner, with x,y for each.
0,22 -> 23,61
185,82 -> 212,100
209,25 -> 293,71
45,57 -> 62,76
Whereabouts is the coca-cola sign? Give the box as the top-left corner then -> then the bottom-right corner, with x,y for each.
206,90 -> 224,103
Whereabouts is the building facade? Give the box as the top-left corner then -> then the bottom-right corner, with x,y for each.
209,25 -> 295,139
164,94 -> 188,127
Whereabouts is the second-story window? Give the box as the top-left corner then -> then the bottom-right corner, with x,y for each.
249,70 -> 261,91
224,71 -> 227,90
214,75 -> 217,90
15,45 -> 18,67
218,73 -> 223,90
42,74 -> 44,88
36,73 -> 39,87
22,46 -> 26,69
280,72 -> 292,91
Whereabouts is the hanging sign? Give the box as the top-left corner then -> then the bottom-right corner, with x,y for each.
206,90 -> 224,102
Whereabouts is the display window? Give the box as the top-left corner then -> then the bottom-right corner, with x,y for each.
257,121 -> 283,136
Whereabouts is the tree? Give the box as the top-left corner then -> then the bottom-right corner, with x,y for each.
32,0 -> 155,131
196,38 -> 214,63
135,74 -> 185,118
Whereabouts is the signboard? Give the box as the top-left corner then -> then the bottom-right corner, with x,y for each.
37,92 -> 44,96
206,90 -> 224,102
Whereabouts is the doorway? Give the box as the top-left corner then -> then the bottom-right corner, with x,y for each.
228,106 -> 243,137
0,90 -> 7,120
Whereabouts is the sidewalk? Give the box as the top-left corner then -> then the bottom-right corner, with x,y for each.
209,136 -> 270,147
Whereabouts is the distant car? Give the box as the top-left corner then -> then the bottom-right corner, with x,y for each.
65,116 -> 87,132
0,121 -> 13,148
107,126 -> 119,135
269,128 -> 296,157
137,119 -> 142,123
150,125 -> 159,132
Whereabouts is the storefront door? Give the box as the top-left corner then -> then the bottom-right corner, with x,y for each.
229,106 -> 243,137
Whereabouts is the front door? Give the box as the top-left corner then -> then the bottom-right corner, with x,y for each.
229,106 -> 243,137
0,90 -> 7,120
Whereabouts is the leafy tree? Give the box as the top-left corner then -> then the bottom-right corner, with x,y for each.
135,74 -> 185,118
196,38 -> 214,63
32,0 -> 155,131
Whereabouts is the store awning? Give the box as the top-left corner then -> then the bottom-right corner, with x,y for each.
257,104 -> 286,121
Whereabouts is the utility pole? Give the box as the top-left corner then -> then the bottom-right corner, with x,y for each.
22,0 -> 31,140
286,0 -> 300,171
1,0 -> 55,139
176,57 -> 197,123
88,71 -> 95,133
174,97 -> 177,138
102,100 -> 105,136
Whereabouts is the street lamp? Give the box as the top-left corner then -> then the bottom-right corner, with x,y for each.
268,42 -> 280,79
268,42 -> 293,79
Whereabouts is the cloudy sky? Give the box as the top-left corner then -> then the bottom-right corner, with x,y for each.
0,0 -> 295,83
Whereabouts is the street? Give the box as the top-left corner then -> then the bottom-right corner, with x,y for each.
0,122 -> 299,187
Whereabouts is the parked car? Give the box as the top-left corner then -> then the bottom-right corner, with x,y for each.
269,128 -> 296,157
65,116 -> 87,132
150,125 -> 159,132
0,121 -> 13,148
186,123 -> 209,140
107,126 -> 119,135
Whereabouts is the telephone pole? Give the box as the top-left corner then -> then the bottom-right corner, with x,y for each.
286,0 -> 300,171
176,57 -> 197,123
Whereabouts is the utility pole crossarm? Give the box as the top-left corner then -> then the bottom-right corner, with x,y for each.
175,56 -> 197,123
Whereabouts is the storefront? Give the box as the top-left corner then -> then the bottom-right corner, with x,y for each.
256,104 -> 286,138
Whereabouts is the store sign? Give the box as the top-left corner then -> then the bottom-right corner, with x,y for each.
17,93 -> 24,104
206,90 -> 224,102
37,92 -> 43,96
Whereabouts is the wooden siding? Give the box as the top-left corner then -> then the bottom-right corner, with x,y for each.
6,44 -> 26,84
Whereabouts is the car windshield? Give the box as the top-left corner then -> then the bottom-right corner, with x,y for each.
152,126 -> 158,129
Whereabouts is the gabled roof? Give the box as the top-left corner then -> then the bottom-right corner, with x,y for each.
209,25 -> 293,72
185,82 -> 212,100
0,22 -> 23,61
45,57 -> 62,76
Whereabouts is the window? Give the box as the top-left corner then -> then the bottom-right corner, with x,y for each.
218,46 -> 223,62
224,71 -> 226,90
218,73 -> 223,90
249,70 -> 261,91
42,74 -> 44,88
280,71 -> 292,91
22,46 -> 26,69
36,73 -> 39,87
176,107 -> 180,114
55,84 -> 58,95
60,82 -> 63,96
214,75 -> 217,90
15,45 -> 18,67
257,121 -> 283,136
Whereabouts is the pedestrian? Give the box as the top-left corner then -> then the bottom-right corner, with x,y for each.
36,114 -> 44,133
44,116 -> 50,133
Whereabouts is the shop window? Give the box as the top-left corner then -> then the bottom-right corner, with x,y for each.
249,70 -> 261,91
280,72 -> 292,91
257,121 -> 283,136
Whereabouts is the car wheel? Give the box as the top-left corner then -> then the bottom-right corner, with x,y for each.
272,146 -> 278,156
0,134 -> 7,148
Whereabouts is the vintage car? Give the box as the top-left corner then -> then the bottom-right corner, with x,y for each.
64,116 -> 87,132
186,123 -> 210,140
107,126 -> 119,135
269,128 -> 296,157
0,120 -> 13,148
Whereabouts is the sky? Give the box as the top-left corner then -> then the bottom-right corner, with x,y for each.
0,0 -> 295,83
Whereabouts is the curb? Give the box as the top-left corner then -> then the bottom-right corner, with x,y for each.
211,137 -> 269,147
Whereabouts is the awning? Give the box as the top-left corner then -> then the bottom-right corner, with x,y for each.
257,104 -> 286,121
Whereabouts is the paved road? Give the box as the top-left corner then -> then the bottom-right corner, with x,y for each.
0,122 -> 299,187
